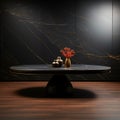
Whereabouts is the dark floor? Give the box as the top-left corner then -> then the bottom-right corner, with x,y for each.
0,82 -> 120,120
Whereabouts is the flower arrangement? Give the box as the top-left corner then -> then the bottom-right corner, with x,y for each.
60,47 -> 75,58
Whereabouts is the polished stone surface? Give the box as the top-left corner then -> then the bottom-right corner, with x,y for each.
1,1 -> 119,81
10,64 -> 111,74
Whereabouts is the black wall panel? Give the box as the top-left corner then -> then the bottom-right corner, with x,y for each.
0,0 -> 119,81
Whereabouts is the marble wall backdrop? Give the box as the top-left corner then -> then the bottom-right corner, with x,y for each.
0,0 -> 119,81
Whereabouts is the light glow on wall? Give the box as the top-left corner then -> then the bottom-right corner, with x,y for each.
89,3 -> 112,43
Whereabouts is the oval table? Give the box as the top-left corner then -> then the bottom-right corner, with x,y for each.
10,64 -> 111,96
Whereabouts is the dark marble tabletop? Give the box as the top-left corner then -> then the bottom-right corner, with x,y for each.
10,64 -> 111,74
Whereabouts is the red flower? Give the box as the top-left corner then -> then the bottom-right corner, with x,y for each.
60,47 -> 75,58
